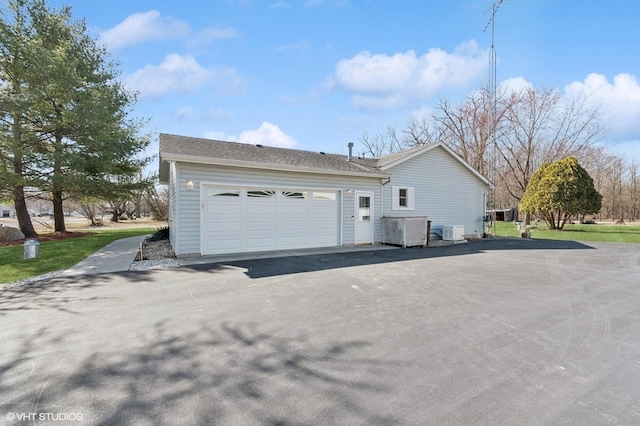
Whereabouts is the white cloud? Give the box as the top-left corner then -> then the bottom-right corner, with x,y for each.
203,122 -> 297,148
326,39 -> 489,109
189,26 -> 239,48
498,76 -> 533,93
126,53 -> 242,98
99,10 -> 189,51
565,73 -> 640,141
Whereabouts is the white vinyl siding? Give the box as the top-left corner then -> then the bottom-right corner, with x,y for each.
168,162 -> 179,251
172,163 -> 382,256
382,147 -> 489,238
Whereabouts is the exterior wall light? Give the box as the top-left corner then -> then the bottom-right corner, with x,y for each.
186,180 -> 194,191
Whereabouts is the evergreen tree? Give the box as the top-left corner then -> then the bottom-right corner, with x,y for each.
1,0 -> 151,234
520,156 -> 602,229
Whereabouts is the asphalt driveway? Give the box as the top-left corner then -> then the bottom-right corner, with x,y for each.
1,238 -> 640,425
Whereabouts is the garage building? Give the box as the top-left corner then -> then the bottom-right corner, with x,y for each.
159,133 -> 491,257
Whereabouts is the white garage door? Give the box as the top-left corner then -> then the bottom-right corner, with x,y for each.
201,186 -> 340,255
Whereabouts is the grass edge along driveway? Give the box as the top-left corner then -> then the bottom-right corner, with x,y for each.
493,221 -> 640,244
0,228 -> 154,285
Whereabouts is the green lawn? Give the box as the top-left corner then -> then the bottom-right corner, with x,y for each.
492,221 -> 640,244
0,228 -> 154,285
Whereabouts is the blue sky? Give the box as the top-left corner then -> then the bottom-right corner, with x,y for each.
51,0 -> 640,163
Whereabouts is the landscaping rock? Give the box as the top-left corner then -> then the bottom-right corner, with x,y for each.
0,226 -> 25,242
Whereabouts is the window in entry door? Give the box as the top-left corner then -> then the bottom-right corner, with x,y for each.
358,196 -> 370,221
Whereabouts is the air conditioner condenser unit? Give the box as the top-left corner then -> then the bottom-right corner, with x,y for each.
443,225 -> 464,241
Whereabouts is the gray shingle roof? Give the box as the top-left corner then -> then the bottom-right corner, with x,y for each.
159,133 -> 387,176
159,134 -> 491,186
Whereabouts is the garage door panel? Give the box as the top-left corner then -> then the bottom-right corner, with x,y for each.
281,220 -> 310,230
312,235 -> 337,245
204,221 -> 243,233
312,205 -> 336,214
247,204 -> 278,215
202,186 -> 339,255
205,204 -> 242,216
246,237 -> 279,249
204,237 -> 242,252
280,205 -> 311,215
279,235 -> 311,247
312,221 -> 336,231
246,220 -> 278,231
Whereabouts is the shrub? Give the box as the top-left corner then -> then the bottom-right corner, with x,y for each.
148,225 -> 170,241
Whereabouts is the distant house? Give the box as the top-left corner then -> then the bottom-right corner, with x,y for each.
488,208 -> 519,222
159,133 -> 492,257
0,205 -> 14,218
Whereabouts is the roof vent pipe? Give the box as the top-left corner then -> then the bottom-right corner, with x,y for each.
347,142 -> 354,162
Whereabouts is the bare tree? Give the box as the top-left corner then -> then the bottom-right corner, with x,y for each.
401,113 -> 444,148
359,126 -> 403,157
144,185 -> 169,221
496,87 -> 606,222
358,83 -> 613,222
76,201 -> 102,226
359,114 -> 444,158
628,160 -> 639,222
435,87 -> 511,178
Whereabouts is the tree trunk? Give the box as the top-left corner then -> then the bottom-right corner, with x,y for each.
13,185 -> 37,238
10,112 -> 37,238
52,190 -> 66,232
52,133 -> 66,232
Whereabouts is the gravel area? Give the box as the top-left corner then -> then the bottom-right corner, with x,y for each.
130,239 -> 178,271
129,258 -> 180,271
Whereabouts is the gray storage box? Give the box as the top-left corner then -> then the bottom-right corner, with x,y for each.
382,217 -> 429,247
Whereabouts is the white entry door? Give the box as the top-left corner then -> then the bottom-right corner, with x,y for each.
355,192 -> 373,244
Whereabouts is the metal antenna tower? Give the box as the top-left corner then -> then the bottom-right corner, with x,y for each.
485,0 -> 505,112
484,0 -> 506,234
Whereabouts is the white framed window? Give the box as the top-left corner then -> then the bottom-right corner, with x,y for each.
392,186 -> 415,210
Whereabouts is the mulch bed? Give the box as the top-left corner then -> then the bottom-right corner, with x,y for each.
0,231 -> 97,246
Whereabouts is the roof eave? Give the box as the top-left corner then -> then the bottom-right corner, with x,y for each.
160,153 -> 390,179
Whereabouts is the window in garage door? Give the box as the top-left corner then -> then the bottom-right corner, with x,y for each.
282,191 -> 308,199
313,191 -> 336,200
206,188 -> 240,197
247,190 -> 276,198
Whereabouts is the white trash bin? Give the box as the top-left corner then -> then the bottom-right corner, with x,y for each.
24,238 -> 40,259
